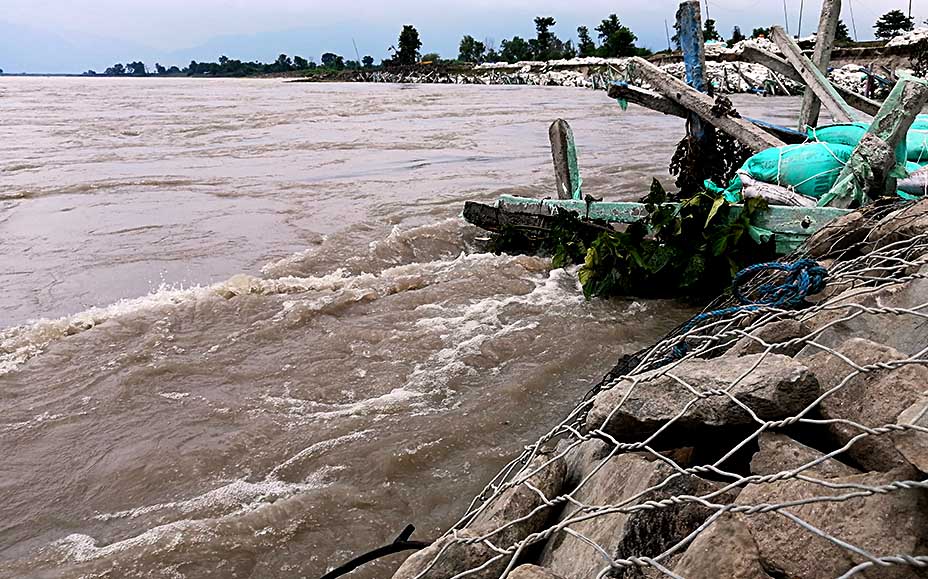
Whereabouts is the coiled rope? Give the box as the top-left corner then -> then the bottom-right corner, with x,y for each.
664,259 -> 828,363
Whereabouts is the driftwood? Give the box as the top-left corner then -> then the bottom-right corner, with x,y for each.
799,0 -> 842,128
737,46 -> 881,116
771,26 -> 858,125
628,57 -> 786,152
824,76 -> 928,208
607,83 -> 807,144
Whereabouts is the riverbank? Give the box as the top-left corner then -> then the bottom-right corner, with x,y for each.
387,198 -> 928,579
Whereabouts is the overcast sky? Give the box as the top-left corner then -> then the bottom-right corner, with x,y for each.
1,0 -> 924,73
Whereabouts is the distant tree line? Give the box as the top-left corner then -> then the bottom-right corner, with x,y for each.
79,10 -> 928,78
457,14 -> 651,64
87,51 -> 378,77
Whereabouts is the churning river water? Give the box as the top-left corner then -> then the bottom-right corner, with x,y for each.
0,78 -> 801,579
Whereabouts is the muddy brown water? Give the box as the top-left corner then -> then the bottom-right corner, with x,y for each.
0,78 -> 801,578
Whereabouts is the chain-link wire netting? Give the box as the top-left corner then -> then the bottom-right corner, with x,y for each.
395,201 -> 928,579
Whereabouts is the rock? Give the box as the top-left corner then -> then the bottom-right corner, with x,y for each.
893,395 -> 928,474
725,319 -> 812,358
510,564 -> 567,579
586,354 -> 818,442
558,438 -> 610,486
736,466 -> 927,579
538,452 -> 726,579
673,515 -> 773,579
750,432 -> 859,478
803,209 -> 868,259
391,455 -> 566,579
800,266 -> 928,358
805,338 -> 928,471
866,199 -> 928,251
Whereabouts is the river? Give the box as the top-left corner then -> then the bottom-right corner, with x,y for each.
0,77 -> 801,578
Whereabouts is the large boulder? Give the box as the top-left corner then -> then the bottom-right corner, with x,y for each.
725,319 -> 812,358
672,515 -> 773,579
736,466 -> 927,579
510,565 -> 567,579
538,452 -> 726,579
893,395 -> 928,474
585,354 -> 818,442
750,432 -> 860,478
391,454 -> 566,579
799,264 -> 928,358
804,338 -> 928,471
865,199 -> 928,251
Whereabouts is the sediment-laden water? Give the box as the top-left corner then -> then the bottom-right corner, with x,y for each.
0,78 -> 800,578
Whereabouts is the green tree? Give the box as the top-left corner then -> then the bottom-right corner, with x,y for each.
293,55 -> 308,69
362,55 -> 374,68
396,24 -> 422,65
500,36 -> 533,63
751,27 -> 771,38
155,63 -> 166,75
458,35 -> 486,63
874,9 -> 914,40
703,18 -> 722,42
727,26 -> 745,48
321,53 -> 339,68
531,16 -> 558,60
485,48 -> 501,62
421,52 -> 440,62
577,26 -> 597,57
126,61 -> 146,75
105,63 -> 126,75
167,66 -> 181,74
275,54 -> 293,71
561,40 -> 577,59
595,14 -> 639,58
835,20 -> 852,42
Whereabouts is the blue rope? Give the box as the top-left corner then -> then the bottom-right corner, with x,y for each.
658,259 -> 828,366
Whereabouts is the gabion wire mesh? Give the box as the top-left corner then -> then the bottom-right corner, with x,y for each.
404,202 -> 928,579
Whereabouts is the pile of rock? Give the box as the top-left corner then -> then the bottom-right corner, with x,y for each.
390,200 -> 928,579
887,28 -> 928,48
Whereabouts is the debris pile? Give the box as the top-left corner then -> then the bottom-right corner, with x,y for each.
390,200 -> 928,579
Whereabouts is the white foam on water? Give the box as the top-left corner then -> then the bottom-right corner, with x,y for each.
1,411 -> 68,433
404,267 -> 584,392
259,387 -> 427,424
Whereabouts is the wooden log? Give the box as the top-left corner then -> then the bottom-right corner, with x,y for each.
738,45 -> 881,116
628,56 -> 786,152
770,26 -> 858,125
548,119 -> 581,200
822,76 -> 928,208
799,0 -> 842,129
607,82 -> 807,144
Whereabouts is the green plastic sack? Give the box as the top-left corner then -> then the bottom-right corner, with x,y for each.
907,129 -> 928,163
738,142 -> 855,199
911,114 -> 928,131
807,123 -> 869,148
809,122 -> 910,173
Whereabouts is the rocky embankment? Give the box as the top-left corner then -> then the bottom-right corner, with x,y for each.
388,199 -> 928,578
332,34 -> 926,98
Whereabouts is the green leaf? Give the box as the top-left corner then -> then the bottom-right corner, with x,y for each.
704,196 -> 726,228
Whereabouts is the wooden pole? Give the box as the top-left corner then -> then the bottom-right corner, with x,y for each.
628,57 -> 786,151
822,76 -> 928,208
771,26 -> 858,125
676,0 -> 709,145
799,0 -> 842,129
548,119 -> 581,200
738,45 -> 881,116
